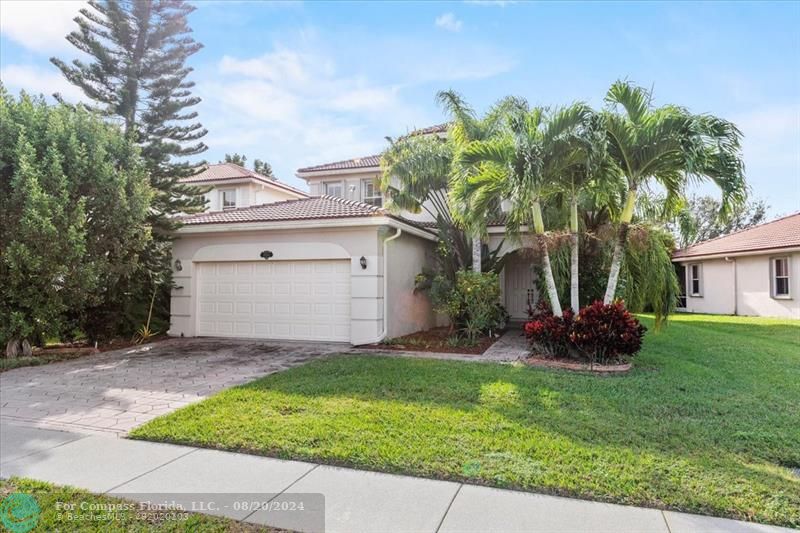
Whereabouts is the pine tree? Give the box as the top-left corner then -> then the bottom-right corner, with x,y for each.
51,0 -> 207,233
222,153 -> 247,166
253,159 -> 275,179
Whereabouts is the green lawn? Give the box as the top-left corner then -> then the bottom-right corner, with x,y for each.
0,478 -> 278,532
131,314 -> 800,527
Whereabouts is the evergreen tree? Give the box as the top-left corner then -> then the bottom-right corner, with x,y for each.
51,0 -> 207,233
0,89 -> 152,354
222,153 -> 247,166
253,159 -> 275,179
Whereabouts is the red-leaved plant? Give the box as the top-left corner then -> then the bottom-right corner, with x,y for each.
524,300 -> 646,364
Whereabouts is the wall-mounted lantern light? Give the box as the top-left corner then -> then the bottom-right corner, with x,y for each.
260,250 -> 274,260
174,259 -> 183,271
359,256 -> 368,270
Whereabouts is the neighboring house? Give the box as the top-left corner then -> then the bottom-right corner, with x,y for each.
168,126 -> 542,345
180,162 -> 308,211
672,212 -> 800,319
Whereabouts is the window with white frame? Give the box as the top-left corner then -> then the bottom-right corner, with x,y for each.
772,257 -> 790,298
361,179 -> 382,207
221,188 -> 236,210
690,263 -> 702,296
323,181 -> 343,198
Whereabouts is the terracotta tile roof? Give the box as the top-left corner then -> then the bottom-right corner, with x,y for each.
180,163 -> 308,197
672,212 -> 800,259
178,196 -> 434,235
296,124 -> 450,174
296,155 -> 382,173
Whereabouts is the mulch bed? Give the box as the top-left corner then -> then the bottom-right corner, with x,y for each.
361,327 -> 501,355
524,355 -> 632,374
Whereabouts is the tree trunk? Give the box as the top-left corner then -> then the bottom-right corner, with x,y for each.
5,338 -> 20,358
604,222 -> 630,304
21,339 -> 32,357
570,233 -> 579,311
538,234 -> 563,317
603,188 -> 637,304
472,234 -> 482,273
569,196 -> 579,312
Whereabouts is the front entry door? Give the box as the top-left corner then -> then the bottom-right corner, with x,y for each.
505,257 -> 538,320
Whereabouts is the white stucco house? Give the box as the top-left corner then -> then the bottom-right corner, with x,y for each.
672,212 -> 800,319
169,130 -> 545,345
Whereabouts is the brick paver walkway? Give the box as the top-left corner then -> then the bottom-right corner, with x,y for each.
0,338 -> 345,435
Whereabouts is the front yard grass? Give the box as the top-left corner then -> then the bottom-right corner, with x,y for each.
0,477 -> 279,531
131,314 -> 800,527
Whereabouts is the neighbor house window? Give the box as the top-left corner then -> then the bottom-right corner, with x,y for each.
221,188 -> 236,210
323,181 -> 343,198
362,179 -> 382,207
690,263 -> 702,296
772,257 -> 790,298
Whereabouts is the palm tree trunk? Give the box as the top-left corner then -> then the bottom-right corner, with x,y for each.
532,200 -> 562,316
472,234 -> 482,272
569,197 -> 579,312
604,188 -> 637,304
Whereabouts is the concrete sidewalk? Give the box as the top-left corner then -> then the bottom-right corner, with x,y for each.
0,422 -> 791,533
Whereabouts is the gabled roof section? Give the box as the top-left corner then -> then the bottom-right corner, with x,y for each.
296,124 -> 451,175
672,212 -> 800,259
296,155 -> 382,174
181,163 -> 308,197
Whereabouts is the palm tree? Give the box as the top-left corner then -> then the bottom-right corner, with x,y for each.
381,90 -> 517,272
453,103 -> 601,316
601,80 -> 746,303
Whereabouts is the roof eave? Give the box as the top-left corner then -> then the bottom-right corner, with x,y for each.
672,245 -> 800,262
296,165 -> 382,179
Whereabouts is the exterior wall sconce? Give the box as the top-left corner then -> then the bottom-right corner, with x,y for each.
260,250 -> 274,260
359,256 -> 367,269
174,259 -> 183,271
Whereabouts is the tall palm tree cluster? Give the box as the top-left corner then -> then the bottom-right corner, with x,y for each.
381,80 -> 747,326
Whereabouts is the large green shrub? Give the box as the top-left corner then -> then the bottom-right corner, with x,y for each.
0,88 -> 153,353
429,270 -> 508,341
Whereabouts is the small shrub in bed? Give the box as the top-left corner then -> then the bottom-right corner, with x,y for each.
524,300 -> 646,364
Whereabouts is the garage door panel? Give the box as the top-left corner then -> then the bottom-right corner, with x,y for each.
197,260 -> 350,342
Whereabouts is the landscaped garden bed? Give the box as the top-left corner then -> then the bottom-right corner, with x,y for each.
131,314 -> 800,528
363,326 -> 501,354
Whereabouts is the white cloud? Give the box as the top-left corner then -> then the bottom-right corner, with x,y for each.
0,1 -> 85,53
435,13 -> 463,32
0,64 -> 87,103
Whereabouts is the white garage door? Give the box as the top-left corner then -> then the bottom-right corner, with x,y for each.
197,260 -> 351,342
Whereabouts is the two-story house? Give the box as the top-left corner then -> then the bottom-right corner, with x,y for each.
168,126 -> 540,345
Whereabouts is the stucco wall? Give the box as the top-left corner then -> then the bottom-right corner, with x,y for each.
306,171 -> 381,203
170,226 -> 383,344
384,232 -> 438,338
203,182 -> 301,211
170,223 -> 439,344
677,252 -> 799,319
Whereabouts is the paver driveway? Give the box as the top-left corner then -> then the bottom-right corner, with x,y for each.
0,338 -> 347,435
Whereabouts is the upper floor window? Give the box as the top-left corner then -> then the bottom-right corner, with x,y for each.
221,188 -> 236,210
362,179 -> 382,207
772,257 -> 790,298
690,263 -> 702,296
323,181 -> 343,198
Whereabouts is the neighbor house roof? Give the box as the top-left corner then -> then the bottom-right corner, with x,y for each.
178,195 -> 434,234
296,155 -> 382,174
181,163 -> 308,197
672,212 -> 800,260
296,124 -> 451,175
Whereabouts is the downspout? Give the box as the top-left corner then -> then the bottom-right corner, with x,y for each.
725,256 -> 738,315
361,227 -> 402,344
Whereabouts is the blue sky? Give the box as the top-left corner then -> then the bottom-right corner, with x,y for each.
1,0 -> 798,215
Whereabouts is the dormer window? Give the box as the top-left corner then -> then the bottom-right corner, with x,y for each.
362,179 -> 382,207
221,188 -> 236,210
323,181 -> 343,198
